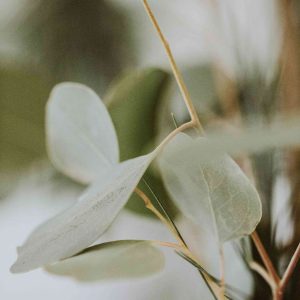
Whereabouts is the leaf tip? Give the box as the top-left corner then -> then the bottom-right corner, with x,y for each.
10,259 -> 25,274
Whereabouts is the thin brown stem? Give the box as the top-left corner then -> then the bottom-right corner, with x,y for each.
156,121 -> 194,152
250,236 -> 300,299
142,0 -> 204,133
135,188 -> 185,247
274,290 -> 283,300
135,187 -> 223,300
280,242 -> 300,292
249,261 -> 277,291
251,231 -> 280,285
219,247 -> 226,300
153,240 -> 183,251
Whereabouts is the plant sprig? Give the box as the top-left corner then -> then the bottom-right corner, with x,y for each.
141,2 -> 300,300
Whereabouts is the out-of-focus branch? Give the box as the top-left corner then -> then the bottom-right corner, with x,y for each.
278,0 -> 300,299
280,243 -> 300,292
251,232 -> 280,285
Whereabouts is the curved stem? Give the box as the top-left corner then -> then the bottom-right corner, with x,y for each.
250,236 -> 300,299
135,188 -> 185,247
251,231 -> 280,285
135,187 -> 223,300
249,261 -> 277,291
279,242 -> 300,293
219,247 -> 226,300
156,121 -> 194,152
142,0 -> 204,134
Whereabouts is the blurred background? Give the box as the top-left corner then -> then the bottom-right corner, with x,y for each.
0,0 -> 299,299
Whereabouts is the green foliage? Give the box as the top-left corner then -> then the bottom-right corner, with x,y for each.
45,240 -> 164,281
105,68 -> 169,160
6,1 -> 300,298
20,0 -> 133,92
0,64 -> 51,196
0,64 -> 51,169
105,68 -> 173,216
159,133 -> 262,243
47,83 -> 119,184
10,70 -> 300,297
11,83 -> 157,273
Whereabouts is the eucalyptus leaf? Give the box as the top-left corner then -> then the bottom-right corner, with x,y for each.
105,68 -> 173,216
105,68 -> 169,160
196,118 -> 300,163
10,153 -> 155,273
159,133 -> 262,243
46,82 -> 119,184
45,240 -> 165,281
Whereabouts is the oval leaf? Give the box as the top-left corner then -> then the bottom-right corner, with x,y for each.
104,68 -> 172,216
105,68 -> 169,160
159,133 -> 262,243
46,82 -> 119,184
45,240 -> 165,281
193,118 -> 300,162
11,153 -> 155,273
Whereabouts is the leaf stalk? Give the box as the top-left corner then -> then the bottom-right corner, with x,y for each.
142,0 -> 204,134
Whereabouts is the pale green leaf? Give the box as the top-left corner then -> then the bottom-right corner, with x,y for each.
46,82 -> 119,184
45,240 -> 165,281
159,133 -> 262,243
105,68 -> 173,216
105,68 -> 169,160
196,118 -> 300,162
10,153 -> 155,273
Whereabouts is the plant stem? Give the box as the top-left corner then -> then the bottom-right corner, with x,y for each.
156,121 -> 194,152
279,242 -> 300,293
249,261 -> 277,291
251,231 -> 280,285
219,247 -> 226,300
142,0 -> 204,134
250,238 -> 300,299
143,3 -> 300,299
135,187 -> 223,300
135,188 -> 185,247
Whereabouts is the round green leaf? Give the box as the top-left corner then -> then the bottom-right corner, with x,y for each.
159,133 -> 262,243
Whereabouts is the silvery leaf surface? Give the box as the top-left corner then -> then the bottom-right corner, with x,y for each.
159,133 -> 262,243
46,82 -> 119,184
45,240 -> 165,281
11,153 -> 155,273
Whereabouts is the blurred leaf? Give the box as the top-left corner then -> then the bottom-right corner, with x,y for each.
0,64 -> 51,196
186,118 -> 300,161
159,133 -> 262,243
239,237 -> 254,264
45,240 -> 165,281
47,82 -> 119,184
105,68 -> 169,161
104,68 -> 172,216
20,0 -> 133,92
10,153 -> 156,273
0,64 -> 51,164
174,65 -> 218,120
155,65 -> 218,144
